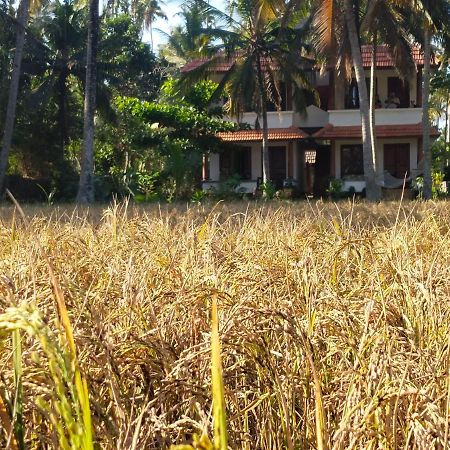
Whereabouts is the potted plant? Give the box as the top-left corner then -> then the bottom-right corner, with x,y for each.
326,178 -> 344,200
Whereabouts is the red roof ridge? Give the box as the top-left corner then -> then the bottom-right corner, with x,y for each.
182,44 -> 434,73
217,127 -> 309,142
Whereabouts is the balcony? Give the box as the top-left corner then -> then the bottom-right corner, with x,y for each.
329,108 -> 422,127
227,105 -> 329,129
227,111 -> 300,128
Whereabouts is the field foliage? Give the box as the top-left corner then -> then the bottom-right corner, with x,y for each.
1,200 -> 450,449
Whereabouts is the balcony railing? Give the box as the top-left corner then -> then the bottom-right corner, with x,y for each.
226,105 -> 330,129
226,111 -> 300,128
329,108 -> 422,127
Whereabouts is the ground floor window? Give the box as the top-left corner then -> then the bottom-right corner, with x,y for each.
341,144 -> 363,177
220,147 -> 252,180
384,143 -> 410,178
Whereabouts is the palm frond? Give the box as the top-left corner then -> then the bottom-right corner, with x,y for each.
227,54 -> 258,117
312,0 -> 336,57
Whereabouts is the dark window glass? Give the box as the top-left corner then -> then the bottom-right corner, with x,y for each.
387,77 -> 410,108
220,147 -> 252,180
341,145 -> 364,176
345,78 -> 377,109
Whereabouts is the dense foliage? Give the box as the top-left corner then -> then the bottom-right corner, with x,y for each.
1,0 -> 450,202
94,90 -> 236,200
0,0 -> 246,202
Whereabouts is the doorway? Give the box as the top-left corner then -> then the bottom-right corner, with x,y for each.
269,146 -> 286,189
387,77 -> 410,108
384,144 -> 410,178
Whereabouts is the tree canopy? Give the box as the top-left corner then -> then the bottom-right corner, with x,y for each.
1,0 -> 450,202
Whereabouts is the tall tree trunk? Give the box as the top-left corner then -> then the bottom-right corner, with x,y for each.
446,90 -> 449,167
344,0 -> 381,201
58,72 -> 68,161
445,91 -> 449,150
256,54 -> 270,187
0,0 -> 29,195
422,25 -> 432,199
369,29 -> 377,171
77,0 -> 99,203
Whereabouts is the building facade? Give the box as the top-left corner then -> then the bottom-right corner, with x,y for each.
184,46 -> 440,196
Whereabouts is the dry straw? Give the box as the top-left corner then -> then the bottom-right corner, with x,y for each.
1,198 -> 450,449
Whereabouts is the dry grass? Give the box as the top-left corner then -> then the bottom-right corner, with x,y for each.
1,199 -> 450,449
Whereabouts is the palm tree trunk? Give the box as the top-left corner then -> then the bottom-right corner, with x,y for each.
344,0 -> 380,201
369,29 -> 377,171
445,91 -> 449,151
58,72 -> 68,161
76,0 -> 99,203
422,25 -> 432,199
256,54 -> 270,186
0,0 -> 29,195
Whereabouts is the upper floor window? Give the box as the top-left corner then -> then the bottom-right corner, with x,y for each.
345,78 -> 376,109
386,77 -> 410,108
345,79 -> 360,109
344,76 -> 411,109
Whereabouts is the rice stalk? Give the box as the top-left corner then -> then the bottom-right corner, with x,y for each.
210,294 -> 227,450
1,200 -> 450,448
0,305 -> 92,449
12,329 -> 24,450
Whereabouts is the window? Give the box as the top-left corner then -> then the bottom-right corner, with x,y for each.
384,144 -> 410,178
345,79 -> 360,109
345,78 -> 377,109
220,147 -> 252,180
387,77 -> 410,108
341,145 -> 363,176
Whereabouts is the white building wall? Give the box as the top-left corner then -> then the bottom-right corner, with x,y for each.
329,108 -> 422,127
209,153 -> 220,181
251,144 -> 262,180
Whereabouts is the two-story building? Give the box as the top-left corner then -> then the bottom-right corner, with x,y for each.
182,45 -> 440,196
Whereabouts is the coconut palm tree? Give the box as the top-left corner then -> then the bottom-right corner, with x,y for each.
393,0 -> 450,198
181,0 -> 316,187
417,0 -> 449,199
0,0 -> 30,194
313,0 -> 383,200
142,0 -> 167,50
159,0 -> 219,65
29,0 -> 86,160
360,0 -> 416,184
76,0 -> 99,203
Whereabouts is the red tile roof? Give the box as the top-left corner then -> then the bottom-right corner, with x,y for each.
313,123 -> 440,139
181,45 -> 432,73
360,45 -> 432,67
217,127 -> 309,142
180,54 -> 276,73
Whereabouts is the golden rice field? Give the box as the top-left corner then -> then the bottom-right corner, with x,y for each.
1,199 -> 450,449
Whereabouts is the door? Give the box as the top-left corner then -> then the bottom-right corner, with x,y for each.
269,146 -> 286,189
387,77 -> 410,108
314,145 -> 331,197
384,144 -> 410,178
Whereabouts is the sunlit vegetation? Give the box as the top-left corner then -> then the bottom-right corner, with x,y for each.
2,200 -> 450,448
